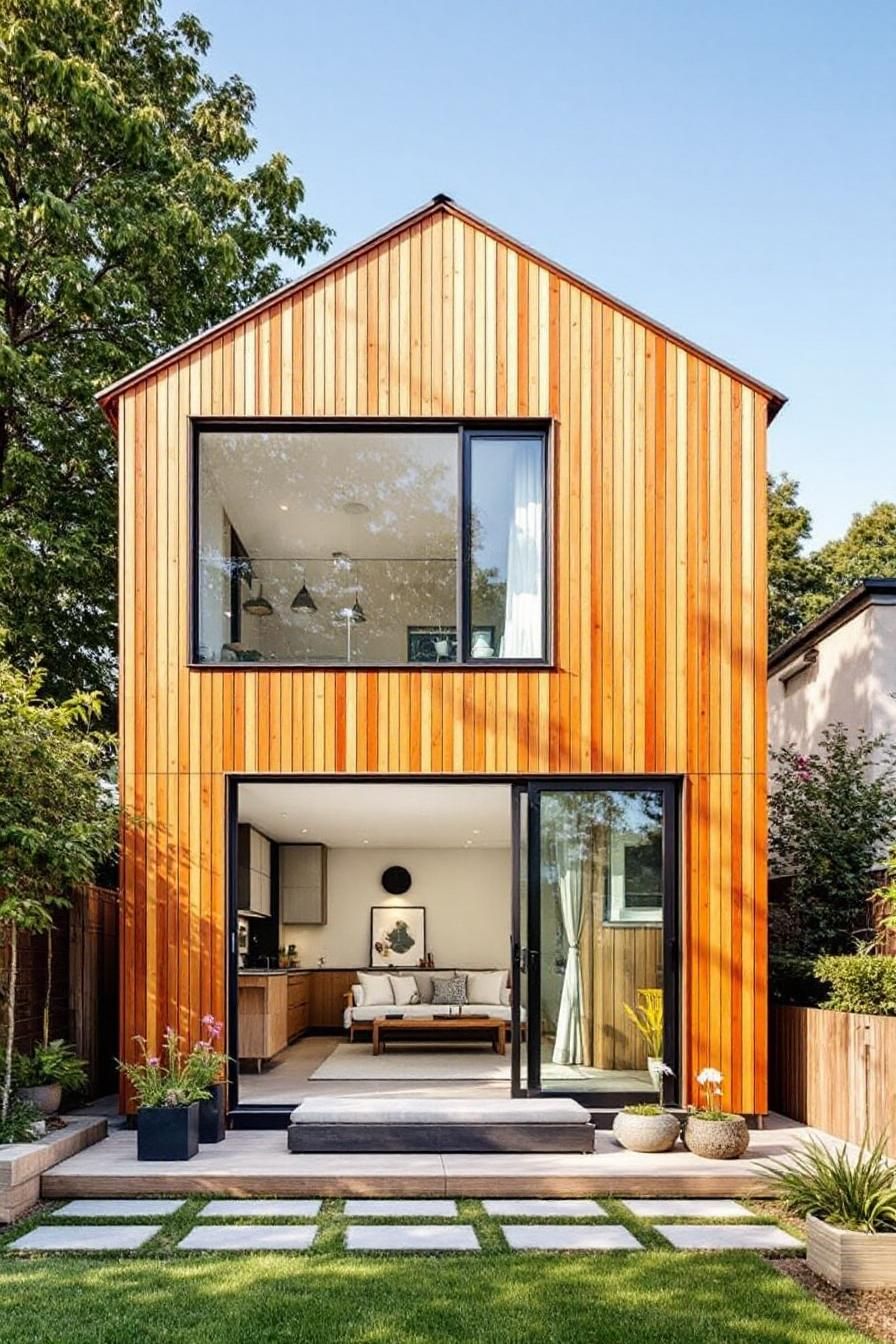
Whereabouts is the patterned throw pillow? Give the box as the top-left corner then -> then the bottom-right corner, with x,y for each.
432,975 -> 467,1006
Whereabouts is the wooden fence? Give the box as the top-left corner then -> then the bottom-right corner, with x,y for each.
770,1005 -> 896,1157
0,885 -> 118,1099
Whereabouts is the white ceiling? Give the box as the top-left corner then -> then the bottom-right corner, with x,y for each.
237,782 -> 512,848
201,430 -> 458,561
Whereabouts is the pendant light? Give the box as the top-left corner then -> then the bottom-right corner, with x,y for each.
290,570 -> 317,612
242,583 -> 273,617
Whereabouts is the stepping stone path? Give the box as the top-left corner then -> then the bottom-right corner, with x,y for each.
346,1225 -> 480,1252
656,1225 -> 803,1251
502,1224 -> 642,1251
621,1198 -> 752,1219
10,1225 -> 162,1252
51,1199 -> 184,1219
199,1199 -> 321,1218
179,1225 -> 318,1251
484,1198 -> 604,1218
343,1199 -> 457,1218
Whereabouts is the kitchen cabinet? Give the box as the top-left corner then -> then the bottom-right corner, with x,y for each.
237,825 -> 271,918
287,971 -> 310,1041
237,974 -> 287,1065
279,843 -> 327,924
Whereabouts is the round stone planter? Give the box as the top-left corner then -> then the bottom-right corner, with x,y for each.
612,1109 -> 680,1153
683,1113 -> 749,1159
17,1083 -> 62,1117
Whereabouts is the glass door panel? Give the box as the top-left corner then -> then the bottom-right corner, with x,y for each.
510,783 -> 528,1096
529,783 -> 676,1101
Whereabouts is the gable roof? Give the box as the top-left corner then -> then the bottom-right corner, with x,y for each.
768,578 -> 896,675
96,194 -> 787,426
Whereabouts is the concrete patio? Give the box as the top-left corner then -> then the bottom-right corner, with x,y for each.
41,1113 -> 844,1200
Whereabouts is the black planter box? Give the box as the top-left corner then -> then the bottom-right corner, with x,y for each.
137,1102 -> 199,1161
198,1082 -> 227,1144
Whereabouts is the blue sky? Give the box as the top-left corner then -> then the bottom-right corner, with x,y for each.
166,0 -> 895,545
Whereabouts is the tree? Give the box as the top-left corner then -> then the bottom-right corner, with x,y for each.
767,473 -> 821,651
0,649 -> 119,1117
803,502 -> 896,624
768,724 -> 896,1001
0,0 -> 332,707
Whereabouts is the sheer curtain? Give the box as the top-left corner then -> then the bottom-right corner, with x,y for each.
499,442 -> 543,658
552,800 -> 587,1066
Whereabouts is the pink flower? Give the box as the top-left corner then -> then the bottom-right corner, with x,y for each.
147,1056 -> 160,1067
201,1014 -> 215,1027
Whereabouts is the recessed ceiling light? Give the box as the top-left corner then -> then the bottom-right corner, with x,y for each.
279,812 -> 288,818
279,503 -> 289,511
343,500 -> 369,515
465,839 -> 473,847
362,839 -> 369,845
301,827 -> 308,834
472,829 -> 480,835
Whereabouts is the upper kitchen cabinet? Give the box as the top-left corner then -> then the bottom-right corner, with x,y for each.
237,824 -> 271,918
280,844 -> 328,925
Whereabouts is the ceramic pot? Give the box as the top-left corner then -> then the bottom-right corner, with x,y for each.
612,1109 -> 680,1153
17,1083 -> 62,1116
683,1113 -> 749,1159
137,1102 -> 199,1161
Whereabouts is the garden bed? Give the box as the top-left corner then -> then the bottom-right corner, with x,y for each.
0,1115 -> 106,1223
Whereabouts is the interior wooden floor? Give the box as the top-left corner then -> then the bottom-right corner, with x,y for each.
237,1035 -> 654,1105
42,1115 -> 832,1200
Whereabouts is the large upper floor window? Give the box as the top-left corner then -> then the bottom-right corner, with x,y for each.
193,421 -> 549,667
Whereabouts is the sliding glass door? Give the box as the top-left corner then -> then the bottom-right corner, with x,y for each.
519,780 -> 679,1104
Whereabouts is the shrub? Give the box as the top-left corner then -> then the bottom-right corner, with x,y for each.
12,1040 -> 88,1093
762,1132 -> 896,1233
814,954 -> 896,1016
0,1097 -> 42,1145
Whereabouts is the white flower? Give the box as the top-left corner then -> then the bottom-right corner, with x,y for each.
656,1063 -> 674,1077
696,1067 -> 723,1086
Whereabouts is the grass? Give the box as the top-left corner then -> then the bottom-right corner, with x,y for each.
0,1198 -> 874,1344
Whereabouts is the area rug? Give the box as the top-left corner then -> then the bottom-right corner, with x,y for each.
308,1042 -> 513,1081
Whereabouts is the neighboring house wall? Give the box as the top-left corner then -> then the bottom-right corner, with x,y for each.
768,596 -> 896,772
111,199 -> 771,1111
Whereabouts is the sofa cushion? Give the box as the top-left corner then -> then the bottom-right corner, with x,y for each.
357,971 -> 394,1006
432,975 -> 467,1005
343,1003 -> 523,1027
466,970 -> 506,1005
388,974 -> 420,1006
290,1097 -> 590,1125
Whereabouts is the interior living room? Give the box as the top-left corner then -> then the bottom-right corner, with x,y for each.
233,780 -> 662,1109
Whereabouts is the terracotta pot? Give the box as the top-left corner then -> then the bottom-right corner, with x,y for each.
613,1109 -> 680,1153
17,1083 -> 62,1116
683,1113 -> 749,1159
806,1213 -> 896,1289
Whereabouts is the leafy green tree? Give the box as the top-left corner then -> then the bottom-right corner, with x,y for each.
0,0 -> 332,706
768,724 -> 896,1001
767,473 -> 822,651
0,649 -> 119,1117
803,502 -> 896,624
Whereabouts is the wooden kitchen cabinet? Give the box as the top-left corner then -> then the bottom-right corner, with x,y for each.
237,825 -> 271,918
237,974 -> 287,1065
279,844 -> 327,924
287,971 -> 310,1042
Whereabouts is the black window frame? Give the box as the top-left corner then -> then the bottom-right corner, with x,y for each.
189,417 -> 553,670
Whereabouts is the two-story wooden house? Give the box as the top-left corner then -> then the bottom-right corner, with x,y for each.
100,195 -> 784,1121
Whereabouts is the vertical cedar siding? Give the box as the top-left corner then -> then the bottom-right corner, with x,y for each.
117,209 -> 769,1113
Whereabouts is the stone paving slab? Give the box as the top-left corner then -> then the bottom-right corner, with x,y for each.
10,1225 -> 162,1252
502,1224 -> 643,1251
346,1224 -> 480,1252
483,1198 -> 605,1218
343,1199 -> 457,1218
656,1224 -> 803,1251
198,1199 -> 321,1219
51,1199 -> 185,1219
621,1198 -> 753,1219
178,1225 -> 318,1251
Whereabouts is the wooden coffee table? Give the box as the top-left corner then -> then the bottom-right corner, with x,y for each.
371,1015 -> 507,1056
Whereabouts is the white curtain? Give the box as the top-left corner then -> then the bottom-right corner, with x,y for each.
499,443 -> 543,658
552,809 -> 586,1065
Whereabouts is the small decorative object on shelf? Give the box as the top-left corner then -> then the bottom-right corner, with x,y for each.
682,1067 -> 749,1159
317,956 -> 326,969
613,1061 -> 679,1153
287,944 -> 299,968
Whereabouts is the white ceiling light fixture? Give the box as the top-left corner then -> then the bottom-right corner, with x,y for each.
342,500 -> 369,515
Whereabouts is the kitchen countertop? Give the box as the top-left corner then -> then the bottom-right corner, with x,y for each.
238,968 -> 307,977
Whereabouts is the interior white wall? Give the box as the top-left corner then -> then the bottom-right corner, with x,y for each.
279,846 -> 512,970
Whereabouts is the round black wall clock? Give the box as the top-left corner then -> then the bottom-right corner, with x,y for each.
381,865 -> 412,895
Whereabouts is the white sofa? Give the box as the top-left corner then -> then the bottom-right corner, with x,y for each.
343,968 -> 524,1040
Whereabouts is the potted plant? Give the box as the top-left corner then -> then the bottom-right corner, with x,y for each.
613,1063 -> 679,1152
762,1132 -> 896,1288
186,1016 -> 229,1144
623,988 -> 664,1092
118,1028 -> 208,1161
12,1039 -> 88,1116
683,1068 -> 750,1159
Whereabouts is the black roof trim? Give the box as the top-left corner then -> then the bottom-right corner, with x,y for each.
768,579 -> 896,674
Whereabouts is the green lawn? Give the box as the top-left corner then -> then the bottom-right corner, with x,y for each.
0,1199 -> 872,1344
